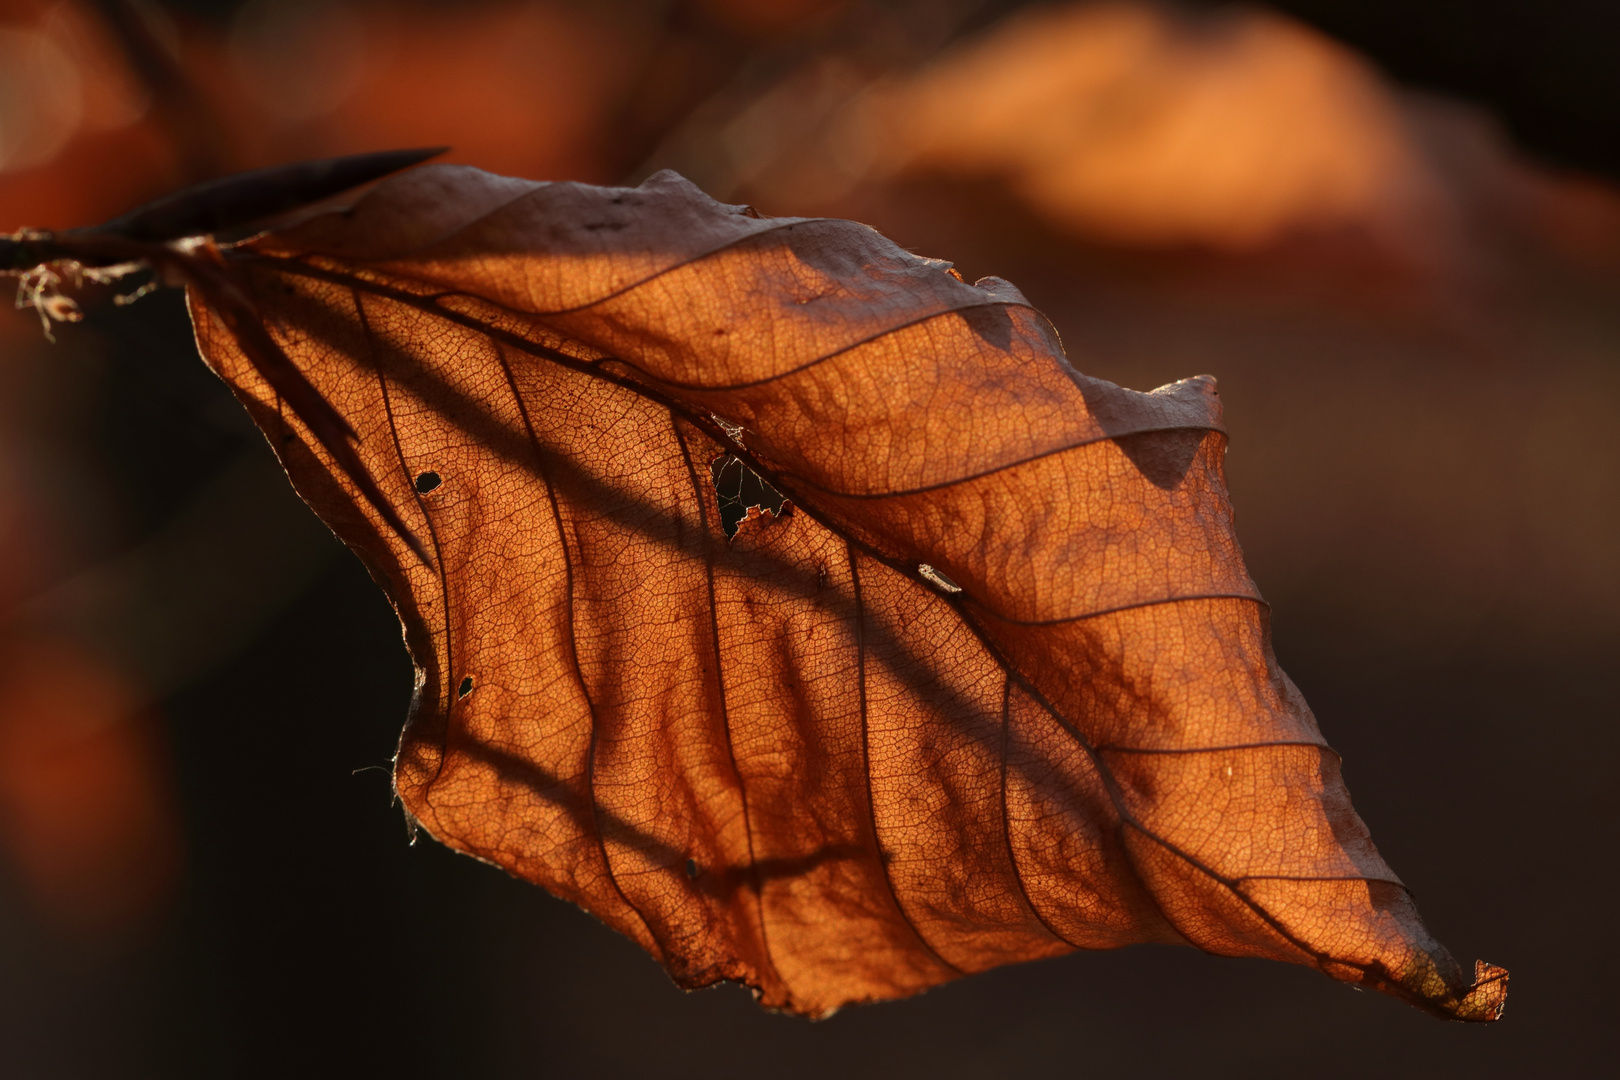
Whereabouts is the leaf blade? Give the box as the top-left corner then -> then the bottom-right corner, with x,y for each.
189,164 -> 1505,1020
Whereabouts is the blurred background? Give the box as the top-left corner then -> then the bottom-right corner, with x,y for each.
0,0 -> 1616,1075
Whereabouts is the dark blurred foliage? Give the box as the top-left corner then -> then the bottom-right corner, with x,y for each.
1237,0 -> 1620,179
0,1 -> 1616,1076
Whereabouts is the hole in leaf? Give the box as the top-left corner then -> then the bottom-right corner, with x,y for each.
919,564 -> 962,593
710,414 -> 745,444
709,454 -> 785,539
415,471 -> 442,494
457,676 -> 473,698
686,857 -> 700,880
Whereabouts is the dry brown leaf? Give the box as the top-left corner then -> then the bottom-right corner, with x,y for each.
840,2 -> 1442,251
187,164 -> 1505,1020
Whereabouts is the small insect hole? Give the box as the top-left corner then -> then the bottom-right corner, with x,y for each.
710,414 -> 745,444
710,455 -> 786,539
685,858 -> 700,880
415,471 -> 442,494
457,676 -> 474,698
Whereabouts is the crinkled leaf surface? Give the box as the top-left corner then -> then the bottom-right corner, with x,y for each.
188,165 -> 1505,1020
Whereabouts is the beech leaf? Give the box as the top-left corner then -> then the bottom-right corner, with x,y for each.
186,165 -> 1505,1020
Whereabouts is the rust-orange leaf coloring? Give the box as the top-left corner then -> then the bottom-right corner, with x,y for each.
187,165 -> 1505,1020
